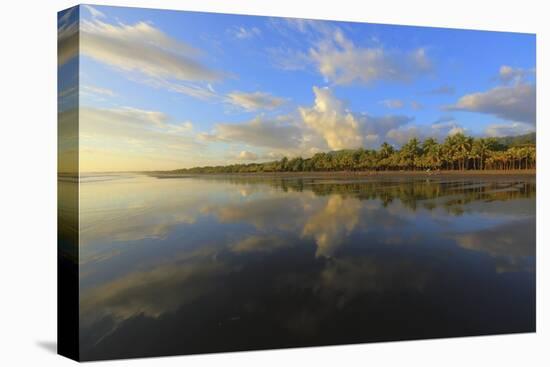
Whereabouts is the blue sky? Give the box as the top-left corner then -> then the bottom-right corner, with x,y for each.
58,4 -> 536,171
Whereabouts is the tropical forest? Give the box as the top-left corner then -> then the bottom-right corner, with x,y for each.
167,133 -> 536,174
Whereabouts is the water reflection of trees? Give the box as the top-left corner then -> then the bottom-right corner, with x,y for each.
198,177 -> 535,213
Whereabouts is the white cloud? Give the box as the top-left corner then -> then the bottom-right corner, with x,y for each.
83,4 -> 106,18
380,99 -> 404,109
226,91 -> 286,111
485,122 -> 535,137
200,87 -> 413,156
268,47 -> 310,71
309,29 -> 432,85
300,87 -> 412,150
81,84 -> 116,97
447,83 -> 536,124
236,151 -> 259,161
138,77 -> 218,100
386,118 -> 466,145
201,116 -> 303,150
300,87 -> 364,150
230,26 -> 261,39
81,19 -> 223,81
270,22 -> 431,85
498,65 -> 535,84
79,17 -> 226,100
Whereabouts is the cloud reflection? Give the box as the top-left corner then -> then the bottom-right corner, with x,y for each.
454,218 -> 535,273
302,195 -> 362,257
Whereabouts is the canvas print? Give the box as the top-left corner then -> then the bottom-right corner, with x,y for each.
58,4 -> 536,361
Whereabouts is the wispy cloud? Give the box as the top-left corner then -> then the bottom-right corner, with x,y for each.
226,91 -> 286,111
82,4 -> 105,19
78,106 -> 201,170
310,29 -> 432,85
229,26 -> 261,39
426,85 -> 455,95
410,101 -> 423,110
200,116 -> 303,150
380,99 -> 405,109
79,15 -> 228,100
81,19 -> 224,82
81,84 -> 116,97
270,21 -> 432,85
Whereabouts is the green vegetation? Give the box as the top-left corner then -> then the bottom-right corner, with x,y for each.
168,133 -> 536,174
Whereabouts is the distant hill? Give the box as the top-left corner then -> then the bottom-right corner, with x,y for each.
494,132 -> 535,147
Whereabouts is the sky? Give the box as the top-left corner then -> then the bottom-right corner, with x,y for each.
58,5 -> 536,172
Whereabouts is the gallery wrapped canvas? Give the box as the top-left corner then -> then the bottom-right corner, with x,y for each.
58,4 -> 536,362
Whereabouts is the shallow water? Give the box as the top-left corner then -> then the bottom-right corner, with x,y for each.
74,174 -> 535,360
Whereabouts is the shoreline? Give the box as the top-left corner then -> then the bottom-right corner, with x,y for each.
149,169 -> 536,180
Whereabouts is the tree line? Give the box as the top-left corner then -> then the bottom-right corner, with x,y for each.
169,133 -> 536,174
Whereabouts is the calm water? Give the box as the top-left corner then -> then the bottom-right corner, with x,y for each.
76,174 -> 535,360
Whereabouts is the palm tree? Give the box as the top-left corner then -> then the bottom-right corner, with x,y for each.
452,133 -> 473,170
378,142 -> 394,170
472,138 -> 490,170
422,137 -> 441,170
400,138 -> 421,170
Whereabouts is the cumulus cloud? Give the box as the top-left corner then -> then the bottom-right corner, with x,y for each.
447,83 -> 535,124
309,29 -> 432,85
300,87 -> 364,150
226,91 -> 286,111
300,87 -> 412,150
498,65 -> 535,84
203,87 -> 413,155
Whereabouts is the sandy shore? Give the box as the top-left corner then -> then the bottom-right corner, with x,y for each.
150,169 -> 535,181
